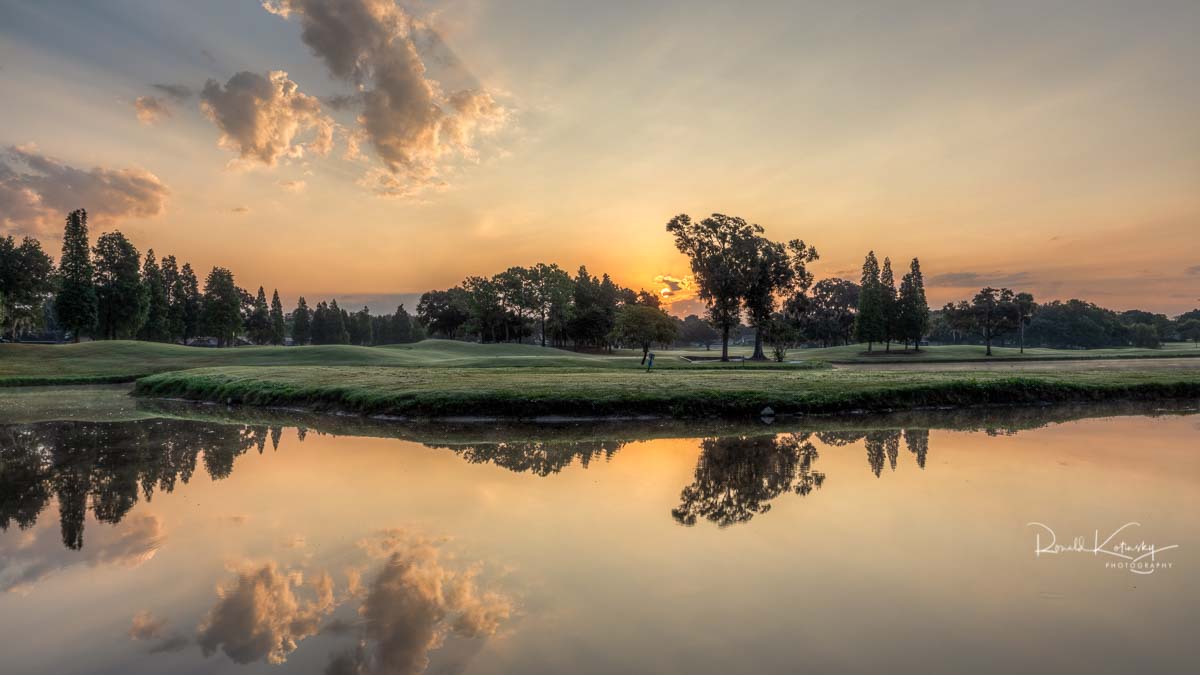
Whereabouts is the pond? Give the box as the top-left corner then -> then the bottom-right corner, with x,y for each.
1,389 -> 1197,674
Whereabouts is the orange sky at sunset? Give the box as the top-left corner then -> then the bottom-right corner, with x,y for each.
1,1 -> 1197,315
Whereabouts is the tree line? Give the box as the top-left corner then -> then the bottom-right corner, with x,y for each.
3,208 -> 1198,352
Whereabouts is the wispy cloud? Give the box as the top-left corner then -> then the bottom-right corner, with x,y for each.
926,271 -> 1032,288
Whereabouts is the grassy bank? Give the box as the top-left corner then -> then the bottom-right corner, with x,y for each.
133,365 -> 1200,419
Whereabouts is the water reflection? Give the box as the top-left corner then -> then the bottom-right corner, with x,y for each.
1,397 -> 1196,675
0,420 -> 274,551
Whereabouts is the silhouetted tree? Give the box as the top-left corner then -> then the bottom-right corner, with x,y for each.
245,286 -> 272,345
138,249 -> 170,341
417,288 -> 470,338
178,263 -> 203,342
666,213 -> 761,361
54,209 -> 97,341
612,304 -> 678,364
879,256 -> 898,351
854,251 -> 885,351
292,296 -> 311,345
1014,292 -> 1036,353
201,267 -> 242,347
896,258 -> 929,350
269,289 -> 286,345
93,231 -> 146,340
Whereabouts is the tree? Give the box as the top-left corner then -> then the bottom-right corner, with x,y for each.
799,278 -> 860,347
92,231 -> 146,340
244,286 -> 272,345
161,255 -> 184,342
1129,323 -> 1160,349
678,314 -> 720,349
269,290 -> 286,345
1177,318 -> 1200,346
529,263 -> 573,347
201,267 -> 242,347
854,251 -> 884,351
944,287 -> 1018,356
326,299 -> 349,344
743,236 -> 819,360
1014,292 -> 1036,354
178,263 -> 203,342
54,209 -> 97,342
763,316 -> 800,362
895,258 -> 929,350
612,304 -> 678,364
137,249 -> 170,341
0,235 -> 55,340
416,288 -> 470,338
291,297 -> 311,345
666,213 -> 761,361
879,257 -> 898,351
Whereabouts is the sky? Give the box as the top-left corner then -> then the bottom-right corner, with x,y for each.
0,0 -> 1197,315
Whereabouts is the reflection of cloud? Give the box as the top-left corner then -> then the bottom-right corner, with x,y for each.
130,609 -> 190,652
926,271 -> 1031,288
0,145 -> 169,235
198,561 -> 335,664
327,530 -> 513,675
134,96 -> 171,125
263,0 -> 508,197
200,70 -> 334,167
151,83 -> 193,102
1,514 -> 164,593
129,610 -> 168,640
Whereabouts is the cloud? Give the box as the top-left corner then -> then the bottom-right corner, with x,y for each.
151,83 -> 193,102
200,70 -> 334,167
655,274 -> 696,302
0,145 -> 169,235
197,561 -> 336,665
134,96 -> 172,125
1186,264 -> 1200,276
926,271 -> 1032,287
263,0 -> 509,196
231,206 -> 251,214
279,179 -> 307,193
1,514 -> 164,593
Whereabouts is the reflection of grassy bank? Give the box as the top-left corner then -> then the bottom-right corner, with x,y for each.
132,365 -> 1200,420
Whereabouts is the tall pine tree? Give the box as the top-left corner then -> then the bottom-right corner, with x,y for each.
854,251 -> 884,351
269,289 -> 286,345
897,257 -> 929,350
54,209 -> 97,342
880,256 -> 897,352
138,249 -> 170,341
292,297 -> 311,345
93,231 -> 146,340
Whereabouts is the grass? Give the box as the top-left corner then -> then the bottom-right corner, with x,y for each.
3,339 -> 1196,386
670,342 -> 1200,363
132,364 -> 1200,420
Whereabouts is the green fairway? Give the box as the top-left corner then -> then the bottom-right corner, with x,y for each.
2,339 -> 1197,386
132,364 -> 1200,419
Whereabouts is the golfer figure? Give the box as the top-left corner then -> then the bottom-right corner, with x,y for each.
646,352 -> 655,372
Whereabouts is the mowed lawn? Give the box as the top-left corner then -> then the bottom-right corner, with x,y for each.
2,339 -> 1198,385
132,364 -> 1200,418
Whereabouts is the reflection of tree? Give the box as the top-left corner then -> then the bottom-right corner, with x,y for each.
672,433 -> 825,527
0,420 -> 266,550
904,429 -> 929,469
433,440 -> 625,477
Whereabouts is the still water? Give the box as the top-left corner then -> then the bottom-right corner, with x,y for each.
1,391 -> 1197,674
